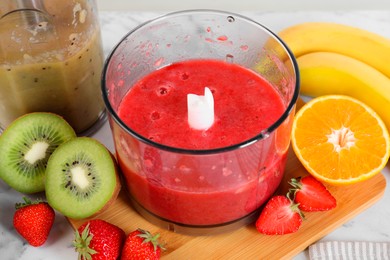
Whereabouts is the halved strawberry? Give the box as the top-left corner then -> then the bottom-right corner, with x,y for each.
289,175 -> 337,212
255,195 -> 303,235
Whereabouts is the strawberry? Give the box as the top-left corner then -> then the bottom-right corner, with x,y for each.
74,219 -> 126,260
255,195 -> 303,235
13,197 -> 55,247
121,229 -> 165,260
289,175 -> 337,212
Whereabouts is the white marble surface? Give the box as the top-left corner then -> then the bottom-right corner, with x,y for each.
0,10 -> 390,260
96,0 -> 390,12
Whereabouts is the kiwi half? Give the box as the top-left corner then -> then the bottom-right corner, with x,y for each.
45,137 -> 120,219
0,112 -> 76,193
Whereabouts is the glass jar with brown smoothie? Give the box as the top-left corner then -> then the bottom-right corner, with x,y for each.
0,0 -> 105,134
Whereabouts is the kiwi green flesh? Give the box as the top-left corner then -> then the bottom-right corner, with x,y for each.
0,112 -> 76,193
45,137 -> 119,219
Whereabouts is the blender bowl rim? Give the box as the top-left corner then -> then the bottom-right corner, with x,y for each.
101,9 -> 300,155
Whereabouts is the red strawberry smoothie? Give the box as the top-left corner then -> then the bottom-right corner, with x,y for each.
117,59 -> 287,225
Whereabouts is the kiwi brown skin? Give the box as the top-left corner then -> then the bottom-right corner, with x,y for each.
0,112 -> 76,193
45,137 -> 121,219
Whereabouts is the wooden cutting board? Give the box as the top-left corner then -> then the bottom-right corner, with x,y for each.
68,145 -> 386,259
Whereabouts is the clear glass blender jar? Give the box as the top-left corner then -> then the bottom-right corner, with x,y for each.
102,10 -> 300,235
0,0 -> 105,134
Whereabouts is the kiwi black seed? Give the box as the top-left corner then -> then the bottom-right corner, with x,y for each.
45,137 -> 120,219
0,112 -> 76,193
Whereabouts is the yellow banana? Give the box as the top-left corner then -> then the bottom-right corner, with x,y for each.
297,51 -> 390,131
278,22 -> 390,79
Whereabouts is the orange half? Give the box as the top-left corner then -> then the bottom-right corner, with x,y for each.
291,95 -> 390,185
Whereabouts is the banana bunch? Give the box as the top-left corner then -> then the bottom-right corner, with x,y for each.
278,22 -> 390,131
